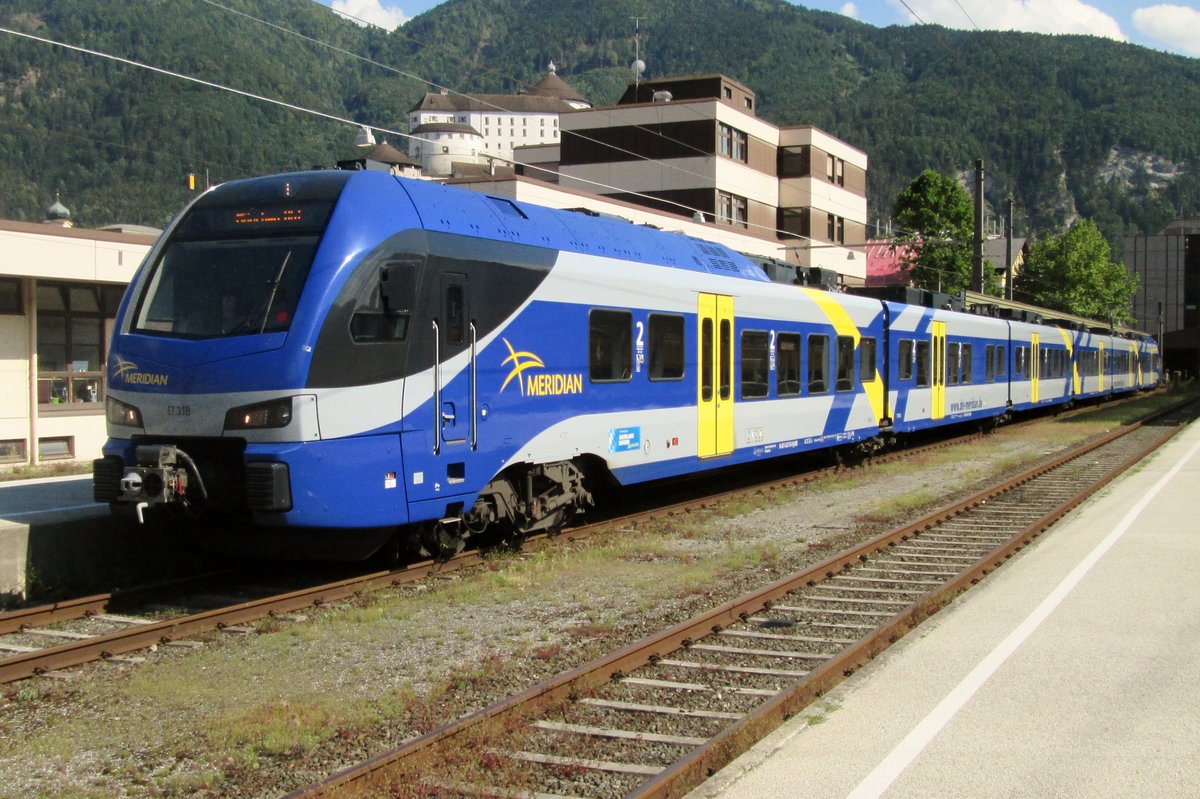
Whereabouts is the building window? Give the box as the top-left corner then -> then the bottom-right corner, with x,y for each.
718,191 -> 748,228
827,214 -> 836,242
38,436 -> 73,460
723,87 -> 732,99
744,97 -> 752,110
36,282 -> 122,407
0,439 -> 26,464
719,124 -> 747,162
0,278 -> 21,314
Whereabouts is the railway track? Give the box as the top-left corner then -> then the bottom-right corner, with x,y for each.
281,400 -> 1196,799
0,392 -> 1171,687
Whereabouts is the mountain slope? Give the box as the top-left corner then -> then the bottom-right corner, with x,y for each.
1,0 -> 1197,244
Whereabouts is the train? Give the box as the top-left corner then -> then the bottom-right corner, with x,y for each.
92,170 -> 1161,558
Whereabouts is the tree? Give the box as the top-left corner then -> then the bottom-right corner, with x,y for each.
1014,219 -> 1139,324
892,170 -> 974,295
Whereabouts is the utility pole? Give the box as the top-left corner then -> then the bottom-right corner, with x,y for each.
972,159 -> 984,293
1005,195 -> 1014,300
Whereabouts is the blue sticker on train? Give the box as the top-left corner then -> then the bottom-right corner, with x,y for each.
609,426 -> 642,453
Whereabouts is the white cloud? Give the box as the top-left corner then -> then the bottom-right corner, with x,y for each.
889,0 -> 1126,41
1132,4 -> 1200,56
840,2 -> 860,18
330,0 -> 408,30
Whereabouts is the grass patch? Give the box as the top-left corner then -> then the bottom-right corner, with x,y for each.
0,461 -> 91,482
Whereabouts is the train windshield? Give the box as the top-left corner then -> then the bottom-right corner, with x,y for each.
130,173 -> 345,340
132,234 -> 320,339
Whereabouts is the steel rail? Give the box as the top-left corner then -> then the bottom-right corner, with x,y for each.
284,396 -> 1193,799
0,390 -> 1168,685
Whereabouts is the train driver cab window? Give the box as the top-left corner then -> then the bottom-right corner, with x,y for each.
647,314 -> 684,381
589,309 -> 632,382
915,340 -> 931,387
860,337 -> 877,383
350,258 -> 418,343
898,339 -> 914,381
808,334 -> 828,394
835,336 -> 855,391
740,331 -> 769,399
778,332 -> 800,396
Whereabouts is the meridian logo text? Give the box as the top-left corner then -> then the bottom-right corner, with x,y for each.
500,338 -> 583,397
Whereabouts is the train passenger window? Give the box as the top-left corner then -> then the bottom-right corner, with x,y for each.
701,319 -> 713,402
961,344 -> 972,384
778,332 -> 800,396
860,337 -> 877,383
589,309 -> 632,382
835,336 -> 855,391
915,340 -> 930,387
986,345 -> 995,382
996,345 -> 1006,377
719,320 -> 732,401
1040,347 -> 1050,379
741,331 -> 770,399
946,342 -> 960,386
1015,346 -> 1026,377
898,339 -> 914,381
648,314 -> 684,381
808,334 -> 828,394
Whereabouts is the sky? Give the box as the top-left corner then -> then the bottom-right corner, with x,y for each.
320,0 -> 1200,58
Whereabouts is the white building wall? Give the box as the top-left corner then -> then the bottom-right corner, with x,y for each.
0,315 -> 30,447
0,223 -> 153,466
778,178 -> 868,226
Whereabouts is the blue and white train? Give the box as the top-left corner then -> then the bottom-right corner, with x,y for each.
92,170 -> 1160,556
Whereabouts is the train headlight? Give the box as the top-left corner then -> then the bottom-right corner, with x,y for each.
224,397 -> 293,431
107,397 -> 144,429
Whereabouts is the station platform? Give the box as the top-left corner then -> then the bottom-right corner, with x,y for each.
0,473 -> 203,606
691,417 -> 1200,798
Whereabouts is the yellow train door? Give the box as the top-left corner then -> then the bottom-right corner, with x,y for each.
698,293 -> 734,458
1031,333 -> 1041,403
931,321 -> 946,421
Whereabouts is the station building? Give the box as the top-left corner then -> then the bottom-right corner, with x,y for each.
1123,218 -> 1200,374
0,206 -> 156,468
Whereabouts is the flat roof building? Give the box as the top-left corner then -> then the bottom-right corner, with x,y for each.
545,74 -> 869,280
0,215 -> 156,467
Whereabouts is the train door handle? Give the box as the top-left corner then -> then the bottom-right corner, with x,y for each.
441,402 -> 457,424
